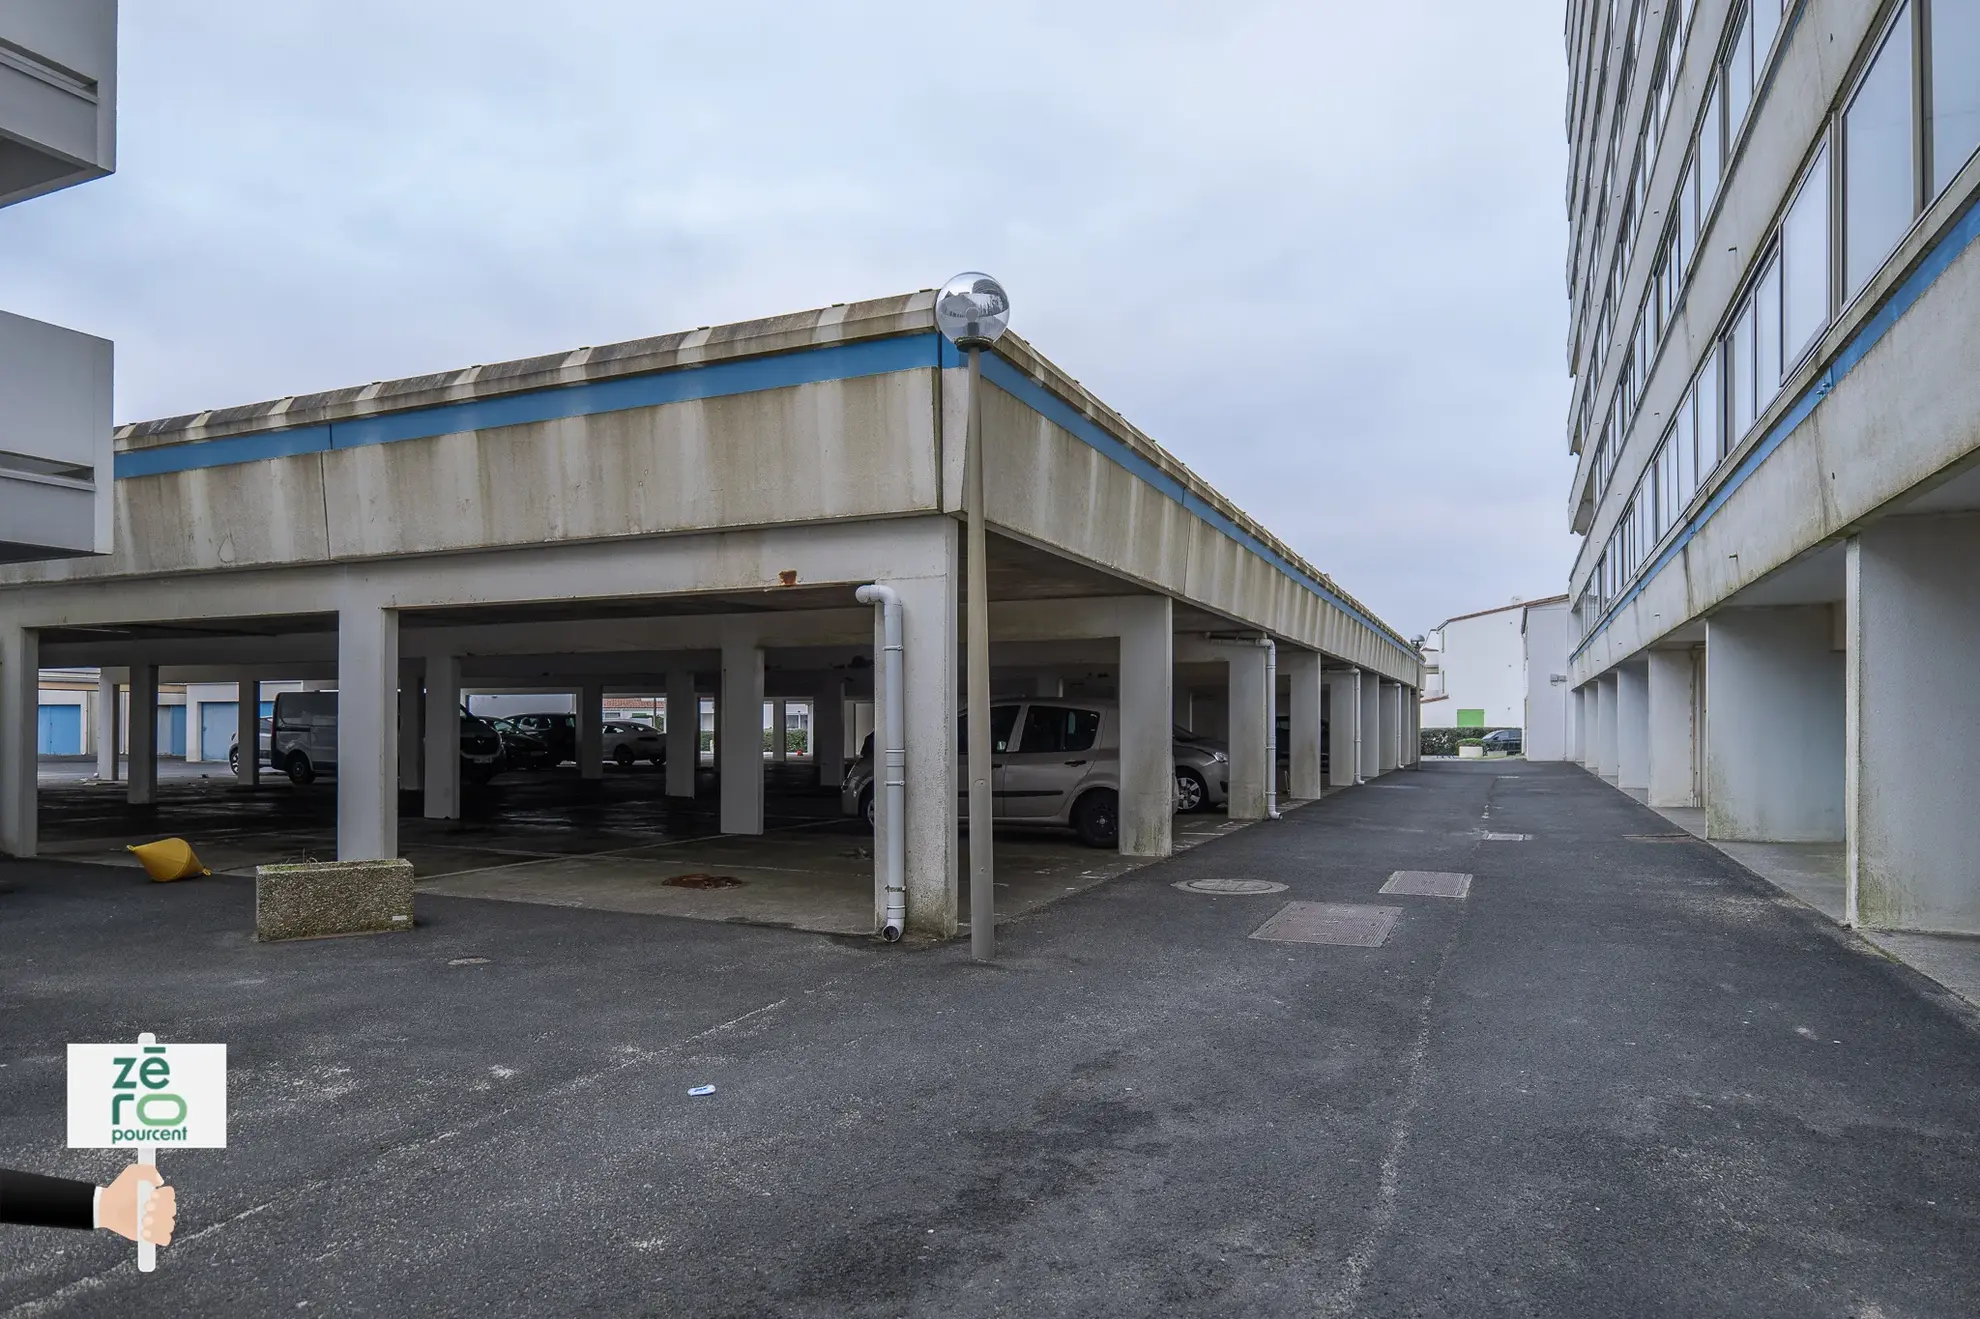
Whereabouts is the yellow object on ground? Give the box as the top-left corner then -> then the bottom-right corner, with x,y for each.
126,838 -> 210,881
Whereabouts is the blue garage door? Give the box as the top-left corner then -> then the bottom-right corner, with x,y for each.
199,702 -> 237,763
37,705 -> 82,755
158,705 -> 187,758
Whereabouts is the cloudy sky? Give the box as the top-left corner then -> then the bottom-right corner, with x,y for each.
0,1 -> 1577,637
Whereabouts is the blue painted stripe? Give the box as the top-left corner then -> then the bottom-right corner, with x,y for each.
1572,187 -> 1980,664
114,334 -> 943,480
950,339 -> 1413,656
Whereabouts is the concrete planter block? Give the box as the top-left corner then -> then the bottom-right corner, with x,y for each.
255,859 -> 415,941
1458,744 -> 1485,759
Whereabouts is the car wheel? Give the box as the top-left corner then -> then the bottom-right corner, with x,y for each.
465,763 -> 496,786
285,751 -> 315,785
650,755 -> 665,767
1072,789 -> 1119,849
861,786 -> 876,830
1174,768 -> 1208,813
228,746 -> 239,774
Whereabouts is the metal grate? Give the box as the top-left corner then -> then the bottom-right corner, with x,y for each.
1249,902 -> 1402,947
1379,870 -> 1472,898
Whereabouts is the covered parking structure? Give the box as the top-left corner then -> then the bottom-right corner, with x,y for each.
0,292 -> 1420,938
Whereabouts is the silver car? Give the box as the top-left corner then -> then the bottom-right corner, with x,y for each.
839,698 -> 1231,848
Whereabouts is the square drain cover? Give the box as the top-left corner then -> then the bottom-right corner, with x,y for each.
1380,870 -> 1472,898
1250,902 -> 1401,947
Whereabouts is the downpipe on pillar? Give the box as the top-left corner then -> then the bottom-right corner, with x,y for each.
856,584 -> 908,942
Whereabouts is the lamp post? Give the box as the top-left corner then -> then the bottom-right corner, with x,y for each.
936,272 -> 1010,963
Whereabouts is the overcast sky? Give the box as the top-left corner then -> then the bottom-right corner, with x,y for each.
0,1 -> 1577,637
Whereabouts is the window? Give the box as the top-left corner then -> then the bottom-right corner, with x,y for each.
961,704 -> 1022,754
1753,0 -> 1782,66
1700,77 -> 1725,204
1016,706 -> 1100,755
1678,159 -> 1699,272
1756,251 -> 1783,402
1844,5 -> 1917,298
1781,144 -> 1832,361
1675,385 -> 1698,506
1931,0 -> 1980,193
1726,7 -> 1755,132
1699,345 -> 1725,463
1729,297 -> 1756,440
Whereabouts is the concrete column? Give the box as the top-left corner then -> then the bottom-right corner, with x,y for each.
127,662 -> 158,806
1358,672 -> 1380,780
1285,651 -> 1325,798
338,604 -> 400,860
851,701 -> 873,757
719,639 -> 764,834
237,677 -> 262,787
1226,644 -> 1270,819
770,698 -> 789,762
1117,595 -> 1173,857
873,550 -> 958,936
1616,663 -> 1649,791
1592,673 -> 1618,777
665,670 -> 697,798
1704,605 -> 1844,843
1172,686 -> 1193,731
1847,518 -> 1980,932
0,625 -> 37,857
1567,685 -> 1585,764
814,679 -> 845,788
1328,670 -> 1360,787
1031,674 -> 1064,698
1647,651 -> 1699,808
578,681 -> 604,780
95,672 -> 119,781
1378,680 -> 1401,773
395,666 -> 420,791
423,654 -> 461,820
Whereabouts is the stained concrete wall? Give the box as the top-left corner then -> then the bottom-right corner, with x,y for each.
1615,663 -> 1648,792
1846,517 -> 1980,933
1705,606 -> 1844,843
1646,649 -> 1699,809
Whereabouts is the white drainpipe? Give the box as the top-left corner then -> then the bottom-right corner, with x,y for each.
856,584 -> 908,941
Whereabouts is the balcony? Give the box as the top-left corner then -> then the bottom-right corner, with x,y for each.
0,311 -> 111,561
0,0 -> 117,207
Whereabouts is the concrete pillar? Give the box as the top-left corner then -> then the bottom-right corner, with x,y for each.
770,698 -> 789,762
814,679 -> 845,788
719,639 -> 764,834
851,701 -> 873,757
1378,680 -> 1401,773
423,654 -> 461,820
0,624 -> 37,857
578,681 -> 604,780
1567,684 -> 1585,764
338,604 -> 400,860
1704,605 -> 1844,843
1032,674 -> 1064,698
1328,670 -> 1360,787
127,662 -> 158,806
1117,596 -> 1173,857
1592,673 -> 1618,778
1847,518 -> 1980,932
1616,663 -> 1649,791
1285,651 -> 1325,798
665,670 -> 697,798
237,677 -> 262,787
1226,644 -> 1270,819
1647,651 -> 1699,808
395,666 -> 420,791
95,672 -> 119,781
872,550 -> 958,936
1358,672 -> 1380,780
1172,686 -> 1193,731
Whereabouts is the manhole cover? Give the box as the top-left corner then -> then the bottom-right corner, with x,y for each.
666,873 -> 743,889
1624,834 -> 1696,843
1478,832 -> 1531,841
447,956 -> 491,966
1249,902 -> 1401,947
1174,878 -> 1290,895
1379,871 -> 1472,898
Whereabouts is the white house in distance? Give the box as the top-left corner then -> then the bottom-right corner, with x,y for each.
1420,595 -> 1571,756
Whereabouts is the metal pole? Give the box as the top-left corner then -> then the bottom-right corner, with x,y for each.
965,344 -> 995,962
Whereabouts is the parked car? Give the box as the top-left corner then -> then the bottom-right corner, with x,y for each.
602,720 -> 664,767
507,712 -> 577,764
272,692 -> 503,785
489,717 -> 555,770
1480,727 -> 1523,754
841,699 -> 1232,848
227,716 -> 274,773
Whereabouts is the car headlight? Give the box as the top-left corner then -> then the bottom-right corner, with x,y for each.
1209,749 -> 1228,763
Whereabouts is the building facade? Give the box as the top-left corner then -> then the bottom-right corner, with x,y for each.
0,0 -> 116,562
1562,0 -> 1980,932
1419,602 -> 1533,730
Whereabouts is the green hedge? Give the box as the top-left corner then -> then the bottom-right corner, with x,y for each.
1419,726 -> 1515,756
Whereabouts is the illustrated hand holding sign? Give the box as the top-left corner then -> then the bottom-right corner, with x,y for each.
67,1033 -> 225,1273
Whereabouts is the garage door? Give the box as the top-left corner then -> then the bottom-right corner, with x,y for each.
199,702 -> 237,763
158,705 -> 187,757
37,704 -> 82,755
